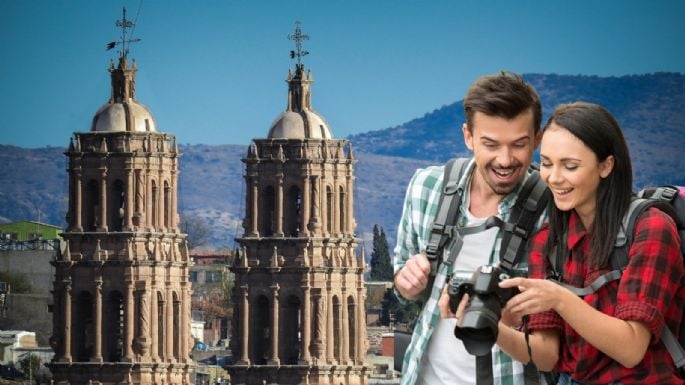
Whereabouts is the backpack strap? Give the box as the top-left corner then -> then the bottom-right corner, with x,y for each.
425,157 -> 469,276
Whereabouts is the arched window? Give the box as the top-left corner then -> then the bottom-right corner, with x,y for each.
339,186 -> 346,234
84,180 -> 99,231
282,295 -> 301,364
173,292 -> 180,359
110,179 -> 125,231
164,181 -> 171,229
73,291 -> 93,361
326,186 -> 333,234
151,180 -> 158,228
104,291 -> 124,361
285,186 -> 302,237
332,295 -> 341,361
157,292 -> 165,359
348,295 -> 356,361
260,186 -> 275,237
250,295 -> 270,364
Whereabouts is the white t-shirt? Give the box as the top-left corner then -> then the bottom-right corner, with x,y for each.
416,210 -> 499,385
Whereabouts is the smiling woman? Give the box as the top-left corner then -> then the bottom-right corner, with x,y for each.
494,102 -> 685,385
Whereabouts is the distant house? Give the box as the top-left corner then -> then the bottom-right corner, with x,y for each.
0,221 -> 62,242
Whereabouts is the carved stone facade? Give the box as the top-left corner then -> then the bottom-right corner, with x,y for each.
49,54 -> 193,385
227,62 -> 369,385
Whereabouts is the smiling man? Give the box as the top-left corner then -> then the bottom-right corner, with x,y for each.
393,72 -> 545,385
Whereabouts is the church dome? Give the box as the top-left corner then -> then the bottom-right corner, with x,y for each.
267,64 -> 335,139
268,110 -> 332,139
92,100 -> 156,132
90,55 -> 156,132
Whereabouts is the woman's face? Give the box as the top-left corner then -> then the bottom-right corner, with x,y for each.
539,124 -> 614,228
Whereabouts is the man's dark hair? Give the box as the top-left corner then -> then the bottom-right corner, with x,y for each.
463,71 -> 542,133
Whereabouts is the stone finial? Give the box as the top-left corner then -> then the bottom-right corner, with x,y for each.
271,246 -> 280,268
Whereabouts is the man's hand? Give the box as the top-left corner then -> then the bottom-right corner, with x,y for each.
394,253 -> 431,301
439,287 -> 469,320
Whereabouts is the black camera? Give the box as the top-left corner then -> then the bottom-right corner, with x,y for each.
447,265 -> 520,356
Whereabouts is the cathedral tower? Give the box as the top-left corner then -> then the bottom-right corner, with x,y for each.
49,9 -> 193,385
227,23 -> 369,385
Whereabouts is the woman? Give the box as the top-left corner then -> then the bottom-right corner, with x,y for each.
443,102 -> 684,384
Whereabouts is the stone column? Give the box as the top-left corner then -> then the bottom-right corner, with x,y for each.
300,286 -> 312,364
137,289 -> 151,358
166,287 -> 174,361
308,176 -> 320,234
249,177 -> 259,237
346,174 -> 354,235
60,280 -> 72,362
275,174 -> 284,237
151,288 -> 159,360
98,168 -> 108,231
301,174 -> 310,237
341,290 -> 349,363
239,285 -> 250,364
125,166 -> 134,231
145,171 -> 153,230
326,288 -> 334,363
181,285 -> 190,362
349,298 -> 357,363
313,292 -> 325,360
356,289 -> 366,362
333,176 -> 340,236
74,170 -> 83,231
124,282 -> 135,361
91,277 -> 103,362
171,168 -> 178,231
269,284 -> 280,365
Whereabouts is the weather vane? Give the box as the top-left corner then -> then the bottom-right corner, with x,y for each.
106,6 -> 141,57
288,21 -> 309,66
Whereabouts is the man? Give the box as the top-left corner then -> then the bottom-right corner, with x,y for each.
393,71 -> 544,385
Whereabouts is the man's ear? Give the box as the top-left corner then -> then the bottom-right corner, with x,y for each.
534,129 -> 543,148
463,123 -> 474,151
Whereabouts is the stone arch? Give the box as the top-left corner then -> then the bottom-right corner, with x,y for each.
110,179 -> 125,231
72,290 -> 94,361
151,179 -> 158,228
250,294 -> 270,364
339,185 -> 346,234
347,295 -> 356,361
104,290 -> 124,362
260,186 -> 275,237
173,291 -> 180,359
285,185 -> 302,237
282,294 -> 301,364
332,295 -> 341,362
157,291 -> 165,359
84,179 -> 99,231
326,186 -> 333,234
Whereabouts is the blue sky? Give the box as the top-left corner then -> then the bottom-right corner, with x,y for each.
1,0 -> 684,148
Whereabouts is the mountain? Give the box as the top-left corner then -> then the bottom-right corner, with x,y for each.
1,73 -> 684,249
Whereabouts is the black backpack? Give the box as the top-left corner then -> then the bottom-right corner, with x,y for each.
547,185 -> 685,373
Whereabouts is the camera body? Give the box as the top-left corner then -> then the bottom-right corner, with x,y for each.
446,265 -> 521,356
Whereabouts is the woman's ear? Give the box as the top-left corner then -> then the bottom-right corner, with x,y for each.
599,155 -> 615,179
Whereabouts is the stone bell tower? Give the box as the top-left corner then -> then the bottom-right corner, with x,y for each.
49,8 -> 193,385
227,22 -> 369,385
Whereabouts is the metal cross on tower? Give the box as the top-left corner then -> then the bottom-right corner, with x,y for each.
288,21 -> 310,66
106,6 -> 141,57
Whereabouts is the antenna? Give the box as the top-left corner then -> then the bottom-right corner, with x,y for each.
106,6 -> 142,57
288,21 -> 310,66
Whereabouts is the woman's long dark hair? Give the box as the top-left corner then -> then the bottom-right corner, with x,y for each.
543,102 -> 633,267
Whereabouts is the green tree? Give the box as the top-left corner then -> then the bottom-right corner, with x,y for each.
19,353 -> 41,384
369,225 -> 393,281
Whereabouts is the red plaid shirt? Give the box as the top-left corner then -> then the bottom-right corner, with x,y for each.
528,208 -> 685,385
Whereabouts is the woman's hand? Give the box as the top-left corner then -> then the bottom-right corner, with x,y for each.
499,277 -> 566,318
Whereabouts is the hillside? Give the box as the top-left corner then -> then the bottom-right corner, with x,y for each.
1,73 -> 684,249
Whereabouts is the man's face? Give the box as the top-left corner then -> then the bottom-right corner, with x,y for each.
463,109 -> 539,196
